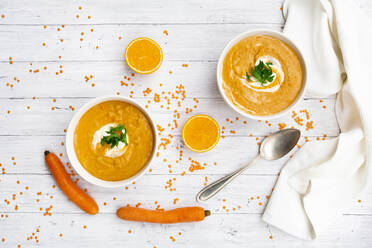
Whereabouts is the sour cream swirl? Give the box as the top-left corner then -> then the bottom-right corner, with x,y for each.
92,123 -> 129,158
241,56 -> 284,93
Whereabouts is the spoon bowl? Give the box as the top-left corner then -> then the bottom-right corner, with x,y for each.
196,128 -> 301,202
260,128 -> 301,160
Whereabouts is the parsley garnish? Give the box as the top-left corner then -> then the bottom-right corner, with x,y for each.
246,60 -> 275,86
100,124 -> 128,148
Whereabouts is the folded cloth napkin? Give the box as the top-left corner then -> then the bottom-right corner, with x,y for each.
262,0 -> 372,240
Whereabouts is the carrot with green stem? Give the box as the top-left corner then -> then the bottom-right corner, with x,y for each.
44,151 -> 98,215
117,206 -> 210,224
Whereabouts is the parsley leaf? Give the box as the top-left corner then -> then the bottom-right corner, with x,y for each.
246,60 -> 275,86
109,124 -> 124,132
100,124 -> 128,148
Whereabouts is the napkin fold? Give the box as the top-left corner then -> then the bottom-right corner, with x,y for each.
262,0 -> 372,240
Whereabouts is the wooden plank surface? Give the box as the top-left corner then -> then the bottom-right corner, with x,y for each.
0,174 -> 370,215
0,60 -> 335,99
2,213 -> 372,248
0,0 -> 285,25
0,0 -> 371,247
0,24 -> 285,62
0,98 -> 338,136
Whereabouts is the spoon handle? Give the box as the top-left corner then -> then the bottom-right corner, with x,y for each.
196,155 -> 261,202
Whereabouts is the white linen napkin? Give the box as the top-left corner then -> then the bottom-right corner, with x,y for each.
262,0 -> 372,240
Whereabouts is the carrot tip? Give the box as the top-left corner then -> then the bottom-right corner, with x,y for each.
44,150 -> 50,156
204,210 -> 211,217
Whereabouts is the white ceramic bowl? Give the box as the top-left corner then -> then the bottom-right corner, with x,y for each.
66,96 -> 157,188
217,29 -> 307,120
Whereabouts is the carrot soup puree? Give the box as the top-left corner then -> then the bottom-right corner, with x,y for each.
74,101 -> 154,181
222,35 -> 303,116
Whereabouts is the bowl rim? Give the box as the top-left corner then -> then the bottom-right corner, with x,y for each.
216,29 -> 307,120
65,95 -> 157,188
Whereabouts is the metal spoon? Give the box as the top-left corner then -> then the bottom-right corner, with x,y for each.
196,128 -> 301,202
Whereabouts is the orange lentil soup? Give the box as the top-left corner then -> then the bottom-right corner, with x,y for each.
74,101 -> 154,181
222,35 -> 303,116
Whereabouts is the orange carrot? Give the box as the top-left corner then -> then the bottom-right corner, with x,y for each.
44,151 -> 98,215
116,206 -> 210,224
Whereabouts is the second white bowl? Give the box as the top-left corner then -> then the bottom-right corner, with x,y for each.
65,96 -> 157,188
216,29 -> 307,120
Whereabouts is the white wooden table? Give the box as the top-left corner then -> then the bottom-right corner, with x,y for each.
1,0 -> 372,247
